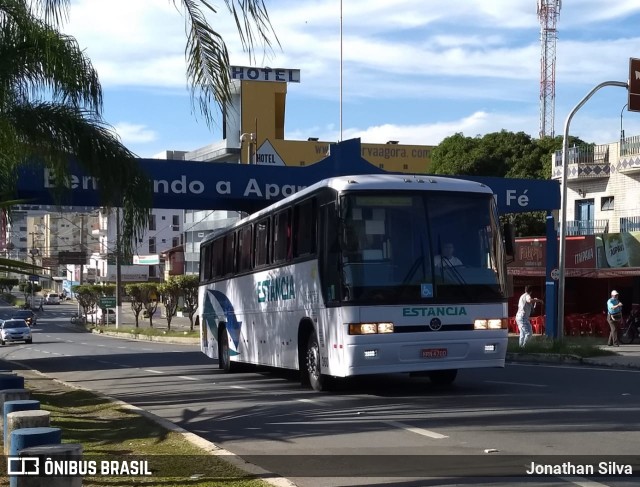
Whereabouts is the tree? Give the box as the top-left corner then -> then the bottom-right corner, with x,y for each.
158,277 -> 182,331
0,277 -> 18,294
125,284 -> 144,328
430,131 -> 593,236
0,0 -> 152,253
71,284 -> 97,320
139,283 -> 159,328
177,275 -> 199,331
2,0 -> 278,254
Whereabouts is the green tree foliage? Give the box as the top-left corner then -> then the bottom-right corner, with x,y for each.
125,284 -> 144,328
71,284 -> 97,319
158,277 -> 182,331
430,131 -> 591,236
0,0 -> 152,252
138,283 -> 159,328
1,1 -> 278,254
0,277 -> 19,293
176,275 -> 199,331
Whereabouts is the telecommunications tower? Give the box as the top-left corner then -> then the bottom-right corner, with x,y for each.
537,0 -> 561,138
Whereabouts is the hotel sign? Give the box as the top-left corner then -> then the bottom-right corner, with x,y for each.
230,66 -> 300,83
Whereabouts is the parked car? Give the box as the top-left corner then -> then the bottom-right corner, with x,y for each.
88,308 -> 116,324
11,310 -> 37,327
45,293 -> 61,305
0,319 -> 33,345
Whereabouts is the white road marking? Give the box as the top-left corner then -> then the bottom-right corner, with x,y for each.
141,348 -> 153,351
117,346 -> 127,349
484,380 -> 548,388
560,477 -> 611,487
383,420 -> 448,439
144,369 -> 164,374
177,375 -> 199,381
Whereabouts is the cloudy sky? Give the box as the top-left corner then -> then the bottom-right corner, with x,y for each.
62,0 -> 640,158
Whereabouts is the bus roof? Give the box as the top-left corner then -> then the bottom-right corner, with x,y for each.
201,174 -> 492,244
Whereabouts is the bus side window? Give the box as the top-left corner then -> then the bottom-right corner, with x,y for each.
237,226 -> 253,273
273,209 -> 291,263
254,218 -> 270,268
293,199 -> 316,258
319,202 -> 341,303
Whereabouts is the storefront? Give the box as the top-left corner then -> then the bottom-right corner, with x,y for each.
508,233 -> 640,317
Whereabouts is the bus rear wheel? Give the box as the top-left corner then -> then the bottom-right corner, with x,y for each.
428,369 -> 458,386
305,332 -> 327,391
219,327 -> 236,373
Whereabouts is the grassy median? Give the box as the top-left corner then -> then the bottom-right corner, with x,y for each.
507,335 -> 618,357
0,371 -> 273,487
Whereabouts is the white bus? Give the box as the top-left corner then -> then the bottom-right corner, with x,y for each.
198,174 -> 512,391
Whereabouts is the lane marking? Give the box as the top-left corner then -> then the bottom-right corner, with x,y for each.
560,477 -> 610,487
117,346 -> 128,349
484,380 -> 548,388
383,420 -> 448,439
144,369 -> 164,374
177,375 -> 199,381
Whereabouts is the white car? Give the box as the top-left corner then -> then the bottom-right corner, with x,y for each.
0,319 -> 33,345
45,293 -> 61,305
88,308 -> 116,324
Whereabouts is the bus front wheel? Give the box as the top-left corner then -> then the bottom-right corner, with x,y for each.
305,332 -> 327,392
219,327 -> 236,373
428,369 -> 458,386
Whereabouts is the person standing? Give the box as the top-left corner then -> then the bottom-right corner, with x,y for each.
516,286 -> 543,348
606,290 -> 623,347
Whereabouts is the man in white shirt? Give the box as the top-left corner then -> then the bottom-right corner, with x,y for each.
516,286 -> 543,347
434,243 -> 463,268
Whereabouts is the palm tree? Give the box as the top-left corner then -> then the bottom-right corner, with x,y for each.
0,0 -> 278,257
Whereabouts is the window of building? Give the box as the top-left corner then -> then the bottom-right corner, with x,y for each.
403,164 -> 409,170
601,196 -> 614,211
172,215 -> 180,231
149,265 -> 156,278
172,237 -> 180,247
161,215 -> 166,220
149,214 -> 156,231
149,237 -> 156,253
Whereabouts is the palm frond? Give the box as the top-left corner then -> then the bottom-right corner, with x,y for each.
175,0 -> 279,126
6,101 -> 152,249
0,2 -> 102,113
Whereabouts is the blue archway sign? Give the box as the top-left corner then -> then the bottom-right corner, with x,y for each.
16,138 -> 560,214
15,138 -> 561,336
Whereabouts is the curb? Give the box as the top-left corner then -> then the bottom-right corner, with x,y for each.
507,352 -> 640,370
3,362 -> 297,487
90,329 -> 199,345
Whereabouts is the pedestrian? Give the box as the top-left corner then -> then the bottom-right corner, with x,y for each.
606,290 -> 622,347
516,286 -> 543,348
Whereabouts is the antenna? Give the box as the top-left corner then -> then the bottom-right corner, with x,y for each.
537,0 -> 562,139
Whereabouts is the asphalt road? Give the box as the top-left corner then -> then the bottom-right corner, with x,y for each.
1,302 -> 639,487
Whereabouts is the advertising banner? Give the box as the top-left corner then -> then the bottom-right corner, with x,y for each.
596,232 -> 640,268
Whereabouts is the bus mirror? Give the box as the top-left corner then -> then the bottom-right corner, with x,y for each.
503,222 -> 515,260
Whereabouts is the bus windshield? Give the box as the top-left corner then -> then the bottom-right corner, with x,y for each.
338,191 -> 506,304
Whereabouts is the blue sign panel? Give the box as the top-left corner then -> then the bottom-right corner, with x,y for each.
15,138 -> 561,215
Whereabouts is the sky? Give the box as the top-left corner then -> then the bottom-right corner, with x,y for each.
61,0 -> 640,158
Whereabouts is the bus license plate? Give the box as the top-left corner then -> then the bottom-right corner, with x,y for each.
421,348 -> 447,358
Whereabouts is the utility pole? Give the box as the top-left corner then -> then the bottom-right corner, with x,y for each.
115,208 -> 122,329
28,232 -> 39,308
79,214 -> 84,285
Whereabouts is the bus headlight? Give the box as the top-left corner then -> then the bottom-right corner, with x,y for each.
474,319 -> 507,330
348,323 -> 395,335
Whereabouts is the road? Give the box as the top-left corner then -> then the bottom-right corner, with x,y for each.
1,302 -> 639,487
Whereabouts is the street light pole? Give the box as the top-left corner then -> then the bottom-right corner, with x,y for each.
620,102 -> 628,145
557,80 -> 628,340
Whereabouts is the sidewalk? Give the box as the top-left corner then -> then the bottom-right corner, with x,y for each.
507,343 -> 640,370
